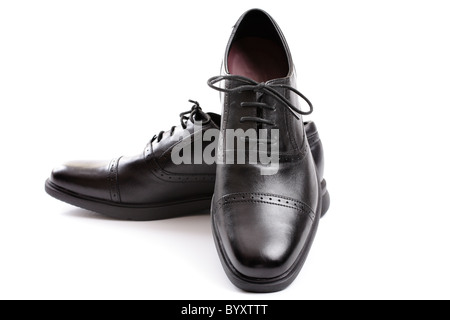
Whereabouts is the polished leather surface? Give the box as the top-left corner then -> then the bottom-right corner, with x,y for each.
50,110 -> 220,206
211,9 -> 322,287
48,107 -> 324,216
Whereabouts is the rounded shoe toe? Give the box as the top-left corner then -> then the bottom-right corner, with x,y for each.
49,160 -> 113,201
230,236 -> 296,280
215,201 -> 315,280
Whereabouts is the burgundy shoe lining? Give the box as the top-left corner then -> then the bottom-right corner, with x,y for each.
228,37 -> 289,83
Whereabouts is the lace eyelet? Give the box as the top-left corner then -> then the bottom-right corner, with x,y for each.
207,75 -> 314,118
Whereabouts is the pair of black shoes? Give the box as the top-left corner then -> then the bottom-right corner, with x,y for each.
46,9 -> 330,293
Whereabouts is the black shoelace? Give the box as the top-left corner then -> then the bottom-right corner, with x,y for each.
150,100 -> 211,143
207,75 -> 313,126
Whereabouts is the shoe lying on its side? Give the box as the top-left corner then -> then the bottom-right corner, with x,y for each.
45,101 -> 219,221
45,101 -> 328,221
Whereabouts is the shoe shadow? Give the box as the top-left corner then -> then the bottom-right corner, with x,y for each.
63,208 -> 212,236
63,208 -> 116,221
63,208 -> 227,287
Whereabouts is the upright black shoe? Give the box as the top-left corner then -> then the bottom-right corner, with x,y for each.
208,9 -> 328,292
45,100 -> 327,221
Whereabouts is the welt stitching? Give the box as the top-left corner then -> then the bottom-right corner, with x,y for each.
307,132 -> 320,144
308,138 -> 320,148
307,131 -> 319,139
218,192 -> 315,214
217,200 -> 314,221
108,157 -> 121,203
222,192 -> 302,202
222,200 -> 301,211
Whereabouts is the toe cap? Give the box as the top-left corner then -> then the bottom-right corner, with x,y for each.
214,198 -> 315,279
49,160 -> 113,201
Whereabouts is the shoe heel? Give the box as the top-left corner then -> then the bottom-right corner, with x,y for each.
321,179 -> 330,217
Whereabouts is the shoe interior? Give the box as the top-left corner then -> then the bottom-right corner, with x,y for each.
227,10 -> 289,82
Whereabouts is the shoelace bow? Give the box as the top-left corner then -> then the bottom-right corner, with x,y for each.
151,100 -> 211,143
207,75 -> 313,126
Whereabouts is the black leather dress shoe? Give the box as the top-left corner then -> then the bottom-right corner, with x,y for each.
46,101 -> 219,221
45,101 -> 328,221
208,9 -> 327,292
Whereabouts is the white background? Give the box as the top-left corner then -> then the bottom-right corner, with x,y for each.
1,0 -> 449,300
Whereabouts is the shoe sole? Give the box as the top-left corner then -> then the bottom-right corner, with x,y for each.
45,179 -> 212,221
212,178 -> 329,293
